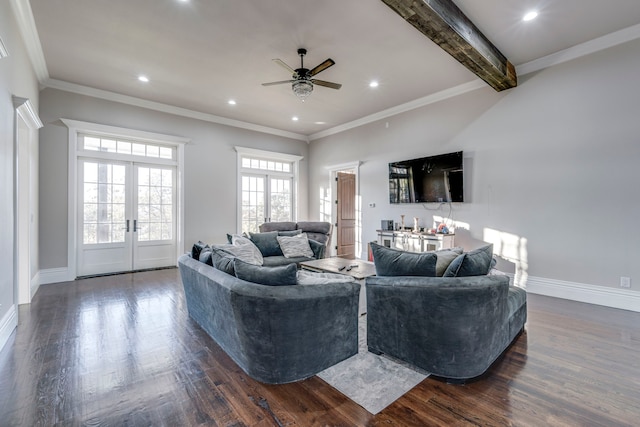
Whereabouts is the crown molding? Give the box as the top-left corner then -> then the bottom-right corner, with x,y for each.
13,96 -> 43,129
10,0 -> 49,82
45,79 -> 309,142
308,79 -> 486,141
516,22 -> 640,76
0,36 -> 8,59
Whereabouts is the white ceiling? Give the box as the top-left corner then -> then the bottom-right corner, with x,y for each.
27,0 -> 640,139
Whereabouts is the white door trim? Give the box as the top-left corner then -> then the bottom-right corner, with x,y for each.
325,161 -> 361,258
62,119 -> 189,280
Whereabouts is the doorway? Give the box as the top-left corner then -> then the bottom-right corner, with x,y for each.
328,161 -> 360,259
77,159 -> 177,277
336,172 -> 356,259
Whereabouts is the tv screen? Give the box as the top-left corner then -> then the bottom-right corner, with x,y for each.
389,151 -> 464,203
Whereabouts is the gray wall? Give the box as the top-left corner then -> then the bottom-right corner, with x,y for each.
0,1 -> 40,324
309,39 -> 640,293
38,88 -> 309,270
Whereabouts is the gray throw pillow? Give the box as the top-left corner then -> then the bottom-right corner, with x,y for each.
249,231 -> 283,257
434,247 -> 464,276
233,258 -> 297,286
443,244 -> 494,277
370,242 -> 437,277
199,248 -> 213,265
277,233 -> 315,258
278,229 -> 303,237
210,247 -> 236,275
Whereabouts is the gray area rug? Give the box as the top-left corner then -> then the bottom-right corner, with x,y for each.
317,312 -> 429,414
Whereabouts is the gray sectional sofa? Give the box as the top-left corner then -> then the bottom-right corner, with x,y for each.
366,243 -> 527,382
178,253 -> 360,384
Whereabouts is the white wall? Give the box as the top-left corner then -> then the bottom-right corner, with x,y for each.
309,39 -> 640,307
38,88 -> 309,272
0,0 -> 40,348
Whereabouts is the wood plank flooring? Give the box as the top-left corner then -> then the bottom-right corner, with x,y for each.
0,268 -> 639,426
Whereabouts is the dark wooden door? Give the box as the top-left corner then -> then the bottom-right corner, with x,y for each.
336,172 -> 356,259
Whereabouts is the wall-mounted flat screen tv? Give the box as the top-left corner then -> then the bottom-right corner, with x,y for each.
389,151 -> 464,203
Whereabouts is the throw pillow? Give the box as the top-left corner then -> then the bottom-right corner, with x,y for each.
233,258 -> 297,286
277,233 -> 314,258
248,231 -> 283,257
198,248 -> 213,266
191,240 -> 208,260
434,247 -> 464,276
210,247 -> 237,275
296,270 -> 357,285
370,242 -> 437,277
443,244 -> 494,277
278,229 -> 302,237
224,236 -> 263,265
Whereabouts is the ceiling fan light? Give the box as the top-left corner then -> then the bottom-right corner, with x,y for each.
292,80 -> 313,100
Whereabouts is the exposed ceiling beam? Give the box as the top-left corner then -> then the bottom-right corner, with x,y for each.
381,0 -> 517,91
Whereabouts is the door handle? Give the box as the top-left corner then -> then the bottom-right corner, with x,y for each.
126,219 -> 130,232
133,219 -> 137,232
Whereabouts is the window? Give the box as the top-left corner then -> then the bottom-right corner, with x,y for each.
235,147 -> 302,234
81,134 -> 176,160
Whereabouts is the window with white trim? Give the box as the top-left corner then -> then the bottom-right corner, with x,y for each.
236,147 -> 302,234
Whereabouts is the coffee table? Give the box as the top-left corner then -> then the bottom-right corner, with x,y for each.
299,257 -> 376,280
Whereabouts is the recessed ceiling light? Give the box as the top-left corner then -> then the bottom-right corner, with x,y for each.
369,80 -> 379,88
138,75 -> 149,83
228,100 -> 236,105
523,11 -> 538,21
315,121 -> 326,125
292,116 -> 299,121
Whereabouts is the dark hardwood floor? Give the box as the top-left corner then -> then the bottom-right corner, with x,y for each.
1,268 -> 639,426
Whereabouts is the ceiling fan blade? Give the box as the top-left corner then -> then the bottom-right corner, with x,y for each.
262,80 -> 295,86
272,59 -> 296,76
311,79 -> 342,90
309,58 -> 335,77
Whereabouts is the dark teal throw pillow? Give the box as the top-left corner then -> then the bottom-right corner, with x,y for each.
248,231 -> 283,257
191,240 -> 208,260
370,242 -> 437,277
443,244 -> 494,277
233,258 -> 297,286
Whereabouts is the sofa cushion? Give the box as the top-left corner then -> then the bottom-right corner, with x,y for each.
370,242 -> 437,277
277,233 -> 314,258
443,244 -> 494,277
210,247 -> 237,275
434,247 -> 464,276
233,258 -> 298,286
249,231 -> 283,257
259,221 -> 297,233
262,255 -> 313,267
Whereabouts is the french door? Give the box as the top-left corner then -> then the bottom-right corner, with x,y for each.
77,159 -> 176,277
241,174 -> 293,233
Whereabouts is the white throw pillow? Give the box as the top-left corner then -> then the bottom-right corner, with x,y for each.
296,270 -> 356,285
277,233 -> 314,258
223,235 -> 263,265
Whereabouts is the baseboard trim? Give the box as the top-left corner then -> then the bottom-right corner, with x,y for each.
39,267 -> 72,285
0,305 -> 17,352
30,271 -> 40,299
519,274 -> 640,313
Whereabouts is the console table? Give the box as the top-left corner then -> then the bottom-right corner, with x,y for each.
376,230 -> 455,252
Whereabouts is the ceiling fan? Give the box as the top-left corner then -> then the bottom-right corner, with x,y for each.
262,48 -> 342,101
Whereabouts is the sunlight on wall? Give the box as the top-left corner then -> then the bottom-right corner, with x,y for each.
483,228 -> 529,288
